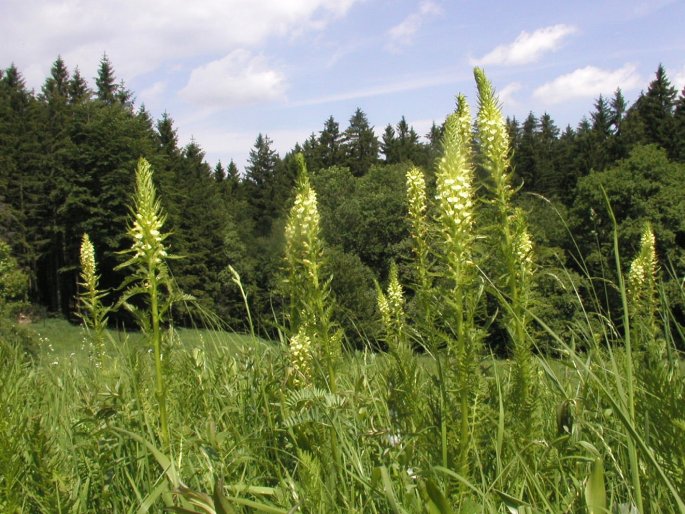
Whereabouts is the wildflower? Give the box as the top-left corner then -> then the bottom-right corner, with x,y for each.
377,262 -> 406,345
628,224 -> 657,295
406,166 -> 427,233
512,208 -> 534,274
377,289 -> 391,332
435,94 -> 475,270
474,67 -> 511,187
628,223 -> 659,343
124,158 -> 170,269
387,263 -> 405,331
80,234 -> 96,290
289,328 -> 313,387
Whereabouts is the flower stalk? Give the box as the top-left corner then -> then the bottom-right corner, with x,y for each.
78,233 -> 108,363
475,67 -> 538,433
116,157 -> 177,449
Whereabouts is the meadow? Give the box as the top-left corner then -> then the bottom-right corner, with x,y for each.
1,69 -> 684,513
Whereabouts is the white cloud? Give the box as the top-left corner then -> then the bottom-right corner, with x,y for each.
498,82 -> 522,109
472,24 -> 576,66
0,0 -> 361,89
138,81 -> 168,108
293,69 -> 467,107
179,50 -> 286,108
533,64 -> 641,104
386,1 -> 442,52
674,64 -> 685,93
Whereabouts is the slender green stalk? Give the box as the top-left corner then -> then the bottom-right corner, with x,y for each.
430,93 -> 483,478
78,233 -> 108,364
284,153 -> 342,486
406,166 -> 432,327
116,157 -> 177,449
606,193 -> 643,513
475,67 -> 537,430
228,264 -> 255,340
284,153 -> 339,389
627,223 -> 659,351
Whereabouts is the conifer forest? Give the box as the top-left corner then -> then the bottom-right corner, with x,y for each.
1,56 -> 685,512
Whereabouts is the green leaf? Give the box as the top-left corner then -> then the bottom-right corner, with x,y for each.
137,480 -> 170,514
213,479 -> 238,514
423,478 -> 453,514
585,457 -> 607,514
112,427 -> 180,488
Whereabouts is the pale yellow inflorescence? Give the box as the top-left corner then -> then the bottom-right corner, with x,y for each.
387,264 -> 405,328
435,95 -> 475,247
378,263 -> 406,340
377,290 -> 391,333
285,185 -> 320,249
628,223 -> 657,304
285,172 -> 321,285
406,167 -> 427,227
513,210 -> 534,269
80,233 -> 97,290
132,212 -> 167,263
475,68 -> 510,178
387,268 -> 405,317
289,328 -> 313,387
130,159 -> 168,266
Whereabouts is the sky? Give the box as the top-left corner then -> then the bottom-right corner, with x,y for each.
2,0 -> 685,171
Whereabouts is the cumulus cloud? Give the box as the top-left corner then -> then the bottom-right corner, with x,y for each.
472,24 -> 576,66
533,64 -> 641,104
179,50 -> 286,108
0,0 -> 360,88
386,1 -> 442,52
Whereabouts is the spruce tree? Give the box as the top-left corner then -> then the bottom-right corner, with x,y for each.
213,160 -> 225,182
381,124 -> 398,163
41,56 -> 69,101
638,64 -> 677,155
590,95 -> 612,171
395,116 -> 423,164
610,88 -> 629,160
557,125 -> 579,205
225,160 -> 241,193
319,115 -> 342,168
342,108 -> 379,176
301,132 -> 321,172
244,133 -> 280,235
674,86 -> 685,161
0,64 -> 43,297
535,113 -> 561,197
68,67 -> 90,104
95,54 -> 117,104
513,112 -> 537,189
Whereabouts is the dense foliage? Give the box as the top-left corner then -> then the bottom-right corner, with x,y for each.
2,58 -> 685,344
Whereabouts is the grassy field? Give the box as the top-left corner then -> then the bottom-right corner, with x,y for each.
26,317 -> 270,360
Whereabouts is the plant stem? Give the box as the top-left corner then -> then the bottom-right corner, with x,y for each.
150,269 -> 169,449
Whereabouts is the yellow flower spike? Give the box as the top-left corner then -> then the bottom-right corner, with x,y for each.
80,233 -> 97,292
436,94 -> 475,262
289,328 -> 313,388
474,67 -> 511,190
628,222 -> 659,345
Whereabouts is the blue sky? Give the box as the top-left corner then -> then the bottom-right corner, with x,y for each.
2,0 -> 685,170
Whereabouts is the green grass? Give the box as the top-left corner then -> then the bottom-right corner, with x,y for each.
26,317 -> 271,361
